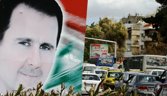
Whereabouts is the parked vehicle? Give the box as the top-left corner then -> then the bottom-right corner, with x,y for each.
125,74 -> 161,96
82,73 -> 101,95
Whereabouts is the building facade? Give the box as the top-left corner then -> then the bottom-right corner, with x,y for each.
121,14 -> 145,57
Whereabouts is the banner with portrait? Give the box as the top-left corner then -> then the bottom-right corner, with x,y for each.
43,0 -> 88,93
0,0 -> 87,95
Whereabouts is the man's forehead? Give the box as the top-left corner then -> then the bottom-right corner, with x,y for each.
6,3 -> 59,47
10,3 -> 58,28
11,3 -> 48,21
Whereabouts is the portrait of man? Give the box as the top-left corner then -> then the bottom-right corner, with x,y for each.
0,0 -> 63,93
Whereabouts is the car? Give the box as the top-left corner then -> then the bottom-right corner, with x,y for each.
103,69 -> 123,90
154,83 -> 167,96
147,69 -> 165,76
125,74 -> 161,96
82,73 -> 101,95
155,69 -> 167,83
83,63 -> 96,73
154,69 -> 167,96
123,71 -> 144,82
95,68 -> 108,79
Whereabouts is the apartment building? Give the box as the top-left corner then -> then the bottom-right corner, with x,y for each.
121,14 -> 159,57
121,14 -> 144,57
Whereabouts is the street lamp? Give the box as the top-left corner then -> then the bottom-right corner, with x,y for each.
85,37 -> 117,57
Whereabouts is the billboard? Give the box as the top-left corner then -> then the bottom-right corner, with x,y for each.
90,44 -> 108,58
0,0 -> 87,94
90,44 -> 115,67
96,54 -> 115,67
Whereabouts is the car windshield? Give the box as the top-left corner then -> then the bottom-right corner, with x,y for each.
82,74 -> 100,81
83,67 -> 95,73
152,71 -> 164,76
123,73 -> 136,81
138,75 -> 156,82
108,72 -> 122,78
95,70 -> 106,74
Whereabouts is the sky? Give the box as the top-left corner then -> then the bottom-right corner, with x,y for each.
86,0 -> 161,25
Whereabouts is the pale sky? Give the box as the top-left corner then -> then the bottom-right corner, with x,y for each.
86,0 -> 161,25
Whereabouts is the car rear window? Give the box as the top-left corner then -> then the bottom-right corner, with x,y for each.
108,72 -> 122,78
82,74 -> 100,81
138,76 -> 156,82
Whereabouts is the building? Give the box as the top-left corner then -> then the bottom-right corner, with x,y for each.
121,14 -> 145,57
122,14 -> 160,57
141,23 -> 159,54
121,13 -> 143,24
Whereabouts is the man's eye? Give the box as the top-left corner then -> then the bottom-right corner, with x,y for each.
18,42 -> 31,46
40,44 -> 52,51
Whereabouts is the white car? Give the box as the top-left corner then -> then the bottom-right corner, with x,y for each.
147,69 -> 164,76
83,63 -> 96,73
82,73 -> 101,95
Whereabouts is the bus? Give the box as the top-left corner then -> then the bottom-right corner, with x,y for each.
124,55 -> 167,72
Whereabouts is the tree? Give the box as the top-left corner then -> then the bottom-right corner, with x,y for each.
84,24 -> 105,62
84,17 -> 127,62
143,0 -> 167,43
142,0 -> 167,55
156,0 -> 167,5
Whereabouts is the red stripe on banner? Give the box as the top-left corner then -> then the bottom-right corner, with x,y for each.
60,0 -> 88,19
60,0 -> 88,33
66,21 -> 86,34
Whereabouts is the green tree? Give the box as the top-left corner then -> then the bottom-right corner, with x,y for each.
84,23 -> 105,62
84,17 -> 127,62
142,0 -> 167,55
99,18 -> 127,59
143,0 -> 167,43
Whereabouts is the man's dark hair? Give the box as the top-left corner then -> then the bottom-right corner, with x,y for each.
0,0 -> 63,46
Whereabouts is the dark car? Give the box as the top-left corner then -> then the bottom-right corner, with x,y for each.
154,69 -> 167,96
125,74 -> 161,96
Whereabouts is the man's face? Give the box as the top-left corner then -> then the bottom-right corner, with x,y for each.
0,4 -> 58,90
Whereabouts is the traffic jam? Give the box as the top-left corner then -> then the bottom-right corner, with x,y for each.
82,55 -> 167,96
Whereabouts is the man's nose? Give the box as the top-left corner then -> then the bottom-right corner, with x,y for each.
28,48 -> 41,68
